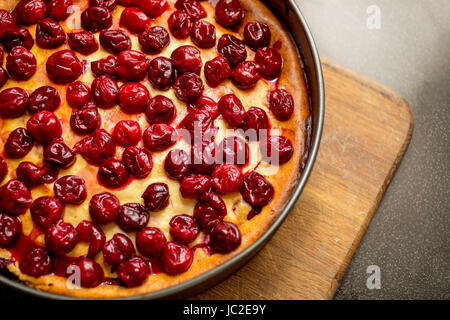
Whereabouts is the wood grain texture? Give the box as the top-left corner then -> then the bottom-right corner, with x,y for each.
193,57 -> 414,300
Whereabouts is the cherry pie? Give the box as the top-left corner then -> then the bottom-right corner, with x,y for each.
0,0 -> 310,297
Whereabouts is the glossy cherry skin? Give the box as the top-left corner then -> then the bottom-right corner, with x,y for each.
164,149 -> 191,180
0,10 -> 16,41
45,220 -> 79,255
169,214 -> 199,245
70,105 -> 101,134
180,175 -> 211,199
91,55 -> 118,78
188,96 -> 219,119
145,95 -> 175,124
19,247 -> 53,277
0,180 -> 31,215
204,55 -> 231,87
218,136 -> 249,167
117,256 -> 149,287
218,94 -> 247,127
0,213 -> 22,246
99,29 -> 131,54
46,50 -> 83,84
171,45 -> 202,75
147,57 -> 175,90
269,89 -> 294,121
1,28 -> 34,52
66,81 -> 91,109
215,0 -> 244,28
0,68 -> 6,89
0,87 -> 29,118
138,26 -> 170,54
190,20 -> 216,49
122,146 -> 153,178
89,192 -> 120,225
119,0 -> 137,6
212,163 -> 243,194
117,203 -> 149,232
260,135 -> 294,165
36,18 -> 66,49
179,109 -> 215,142
209,221 -> 241,253
120,7 -> 151,34
26,111 -> 62,144
90,0 -> 118,11
137,0 -> 168,18
16,161 -> 48,188
191,140 -> 217,175
118,82 -> 150,113
91,75 -> 119,109
30,196 -> 64,229
141,182 -> 169,211
116,50 -> 150,82
113,120 -> 142,147
0,156 -> 7,182
27,86 -> 61,114
242,106 -> 269,140
68,257 -> 104,288
174,72 -> 204,102
194,192 -> 227,230
241,171 -> 274,206
46,0 -> 73,21
217,34 -> 247,67
6,46 -> 37,81
81,6 -> 113,33
136,227 -> 166,258
244,22 -> 271,51
168,10 -> 192,39
255,47 -> 282,78
4,128 -> 34,159
143,123 -> 177,152
43,140 -> 76,169
98,158 -> 130,189
68,31 -> 99,55
175,0 -> 206,21
16,0 -> 46,25
102,233 -> 135,266
53,175 -> 87,204
76,220 -> 106,257
231,61 -> 261,89
160,241 -> 193,275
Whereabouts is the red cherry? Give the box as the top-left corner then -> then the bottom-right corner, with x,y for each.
1,28 -> 34,52
68,256 -> 104,288
179,109 -> 215,142
260,135 -> 294,165
81,6 -> 113,33
91,55 -> 118,78
0,10 -> 17,41
68,31 -> 99,55
117,256 -> 149,287
168,10 -> 192,40
215,0 -> 244,28
116,50 -> 149,82
113,120 -> 142,147
0,213 -> 22,246
89,0 -> 118,11
0,68 -> 7,89
171,45 -> 202,74
269,89 -> 294,121
6,46 -> 36,81
241,171 -> 274,206
175,0 -> 206,21
137,0 -> 168,18
180,175 -> 211,199
0,87 -> 29,118
143,123 -> 177,151
46,0 -> 73,21
46,50 -> 83,84
190,20 -> 216,49
217,136 -> 249,166
4,128 -> 34,159
120,7 -> 151,34
76,220 -> 106,257
255,47 -> 282,79
36,18 -> 66,49
91,75 -> 118,109
43,140 -> 76,168
242,106 -> 269,140
16,161 -> 46,188
30,196 -> 64,229
174,72 -> 204,102
19,247 -> 53,277
0,156 -> 7,182
188,96 -> 219,119
217,34 -> 247,67
164,149 -> 191,180
26,111 -> 62,144
218,94 -> 246,127
191,140 -> 217,175
66,81 -> 91,109
102,233 -> 135,265
193,192 -> 226,230
70,105 -> 101,134
136,226 -> 166,258
117,203 -> 149,231
169,214 -> 199,244
212,163 -> 243,194
204,55 -> 231,87
27,86 -> 60,114
16,0 -> 46,25
118,0 -> 137,6
89,192 -> 120,225
231,61 -> 261,89
122,146 -> 153,178
145,95 -> 175,124
209,221 -> 241,253
141,182 -> 169,211
99,29 -> 131,54
160,241 -> 193,275
147,56 -> 175,90
53,175 -> 87,204
244,22 -> 271,51
45,220 -> 78,255
98,158 -> 129,189
138,26 -> 170,54
0,179 -> 32,215
118,82 -> 150,113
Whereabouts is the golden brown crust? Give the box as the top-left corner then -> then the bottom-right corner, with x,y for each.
0,0 -> 310,298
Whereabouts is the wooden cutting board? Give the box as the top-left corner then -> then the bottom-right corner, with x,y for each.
194,57 -> 414,300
